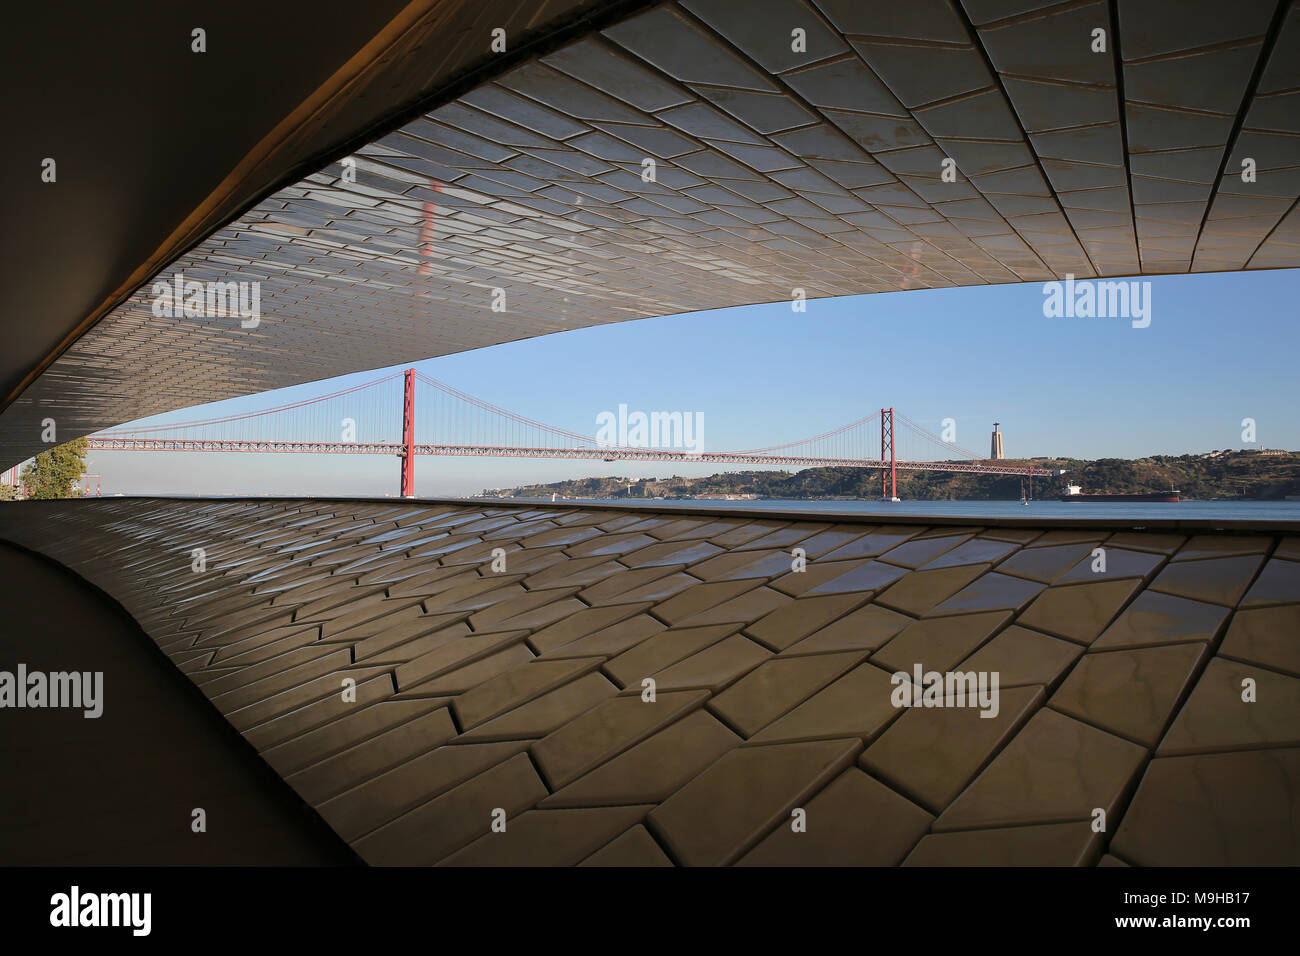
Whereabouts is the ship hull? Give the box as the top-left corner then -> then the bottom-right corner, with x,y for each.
1059,492 -> 1180,502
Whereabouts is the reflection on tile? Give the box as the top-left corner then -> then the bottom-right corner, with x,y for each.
1219,604 -> 1300,677
651,578 -> 763,625
877,533 -> 974,569
536,613 -> 664,660
749,662 -> 901,745
604,623 -> 740,687
875,563 -> 989,615
822,527 -> 925,560
1093,591 -> 1230,650
672,586 -> 791,627
779,602 -> 912,656
997,542 -> 1096,582
1017,579 -> 1144,645
959,625 -> 1083,690
861,685 -> 1042,813
920,538 -> 1018,570
1158,657 -> 1300,756
709,650 -> 868,737
526,602 -> 652,653
802,560 -> 910,596
930,573 -> 1045,615
1026,530 -> 1105,547
1056,547 -> 1163,584
1050,642 -> 1208,747
1102,532 -> 1185,554
1149,554 -> 1266,607
646,634 -> 771,692
935,709 -> 1146,831
1170,535 -> 1271,561
768,558 -> 870,596
745,592 -> 872,650
1239,558 -> 1300,608
872,610 -> 1012,673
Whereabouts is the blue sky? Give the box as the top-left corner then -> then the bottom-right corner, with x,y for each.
85,268 -> 1300,497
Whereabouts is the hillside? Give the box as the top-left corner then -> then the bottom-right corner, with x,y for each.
481,451 -> 1300,501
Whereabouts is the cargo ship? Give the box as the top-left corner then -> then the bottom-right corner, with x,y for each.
1059,484 -> 1180,503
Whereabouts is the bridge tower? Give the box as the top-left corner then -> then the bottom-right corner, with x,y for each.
400,368 -> 416,497
880,408 -> 898,501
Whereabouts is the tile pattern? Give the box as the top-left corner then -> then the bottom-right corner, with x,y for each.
1,497 -> 1297,866
5,0 -> 1299,465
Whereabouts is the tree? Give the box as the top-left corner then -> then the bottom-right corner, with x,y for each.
20,437 -> 89,499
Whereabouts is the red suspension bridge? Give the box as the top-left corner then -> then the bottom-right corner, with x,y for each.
87,369 -> 1057,497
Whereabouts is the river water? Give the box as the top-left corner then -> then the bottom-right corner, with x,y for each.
509,497 -> 1300,522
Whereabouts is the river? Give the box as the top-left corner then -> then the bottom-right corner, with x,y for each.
507,497 -> 1300,522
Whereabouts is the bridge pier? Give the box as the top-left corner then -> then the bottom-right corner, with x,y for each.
880,407 -> 898,501
400,368 -> 415,497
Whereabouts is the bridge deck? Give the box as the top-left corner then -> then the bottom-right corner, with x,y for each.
2,497 -> 1297,866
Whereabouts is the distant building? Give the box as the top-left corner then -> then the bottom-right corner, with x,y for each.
990,422 -> 1004,460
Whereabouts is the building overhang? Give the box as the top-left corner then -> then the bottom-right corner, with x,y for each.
3,0 -> 1296,467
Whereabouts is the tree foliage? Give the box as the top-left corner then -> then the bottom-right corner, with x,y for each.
19,437 -> 89,499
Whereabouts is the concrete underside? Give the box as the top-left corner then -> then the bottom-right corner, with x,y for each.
2,497 -> 1298,866
0,540 -> 354,865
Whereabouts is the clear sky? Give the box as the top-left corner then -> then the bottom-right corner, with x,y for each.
83,268 -> 1299,497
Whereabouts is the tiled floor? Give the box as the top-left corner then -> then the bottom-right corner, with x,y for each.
2,498 -> 1298,866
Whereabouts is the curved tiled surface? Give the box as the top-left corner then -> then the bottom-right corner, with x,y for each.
2,497 -> 1297,866
6,0 -> 1299,465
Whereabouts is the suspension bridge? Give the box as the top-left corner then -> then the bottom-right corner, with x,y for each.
86,369 -> 1057,498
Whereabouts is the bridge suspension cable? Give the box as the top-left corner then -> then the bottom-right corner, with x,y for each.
734,411 -> 880,456
96,372 -> 404,441
894,411 -> 988,462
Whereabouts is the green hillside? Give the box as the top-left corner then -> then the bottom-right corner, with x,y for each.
482,451 -> 1300,501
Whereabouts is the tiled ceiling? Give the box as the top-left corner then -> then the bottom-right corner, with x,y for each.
4,0 -> 1297,467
